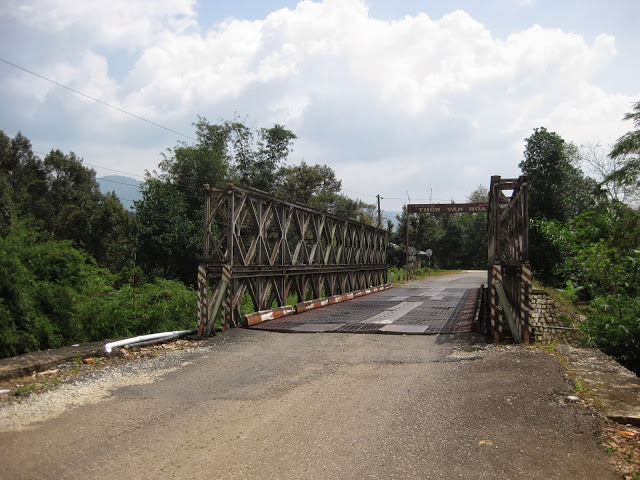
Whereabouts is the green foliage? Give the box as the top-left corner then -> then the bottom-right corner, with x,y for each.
535,205 -> 640,298
75,280 -> 196,341
520,127 -> 598,221
390,201 -> 487,270
276,161 -> 342,207
0,130 -> 134,272
581,295 -> 640,374
0,224 -> 113,356
0,221 -> 196,358
608,101 -> 640,198
520,127 -> 602,284
536,200 -> 640,373
171,116 -> 297,194
610,101 -> 640,159
135,179 -> 202,285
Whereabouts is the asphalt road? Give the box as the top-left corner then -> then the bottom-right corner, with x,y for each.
0,273 -> 616,479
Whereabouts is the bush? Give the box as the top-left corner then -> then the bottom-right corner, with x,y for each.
582,295 -> 640,374
0,224 -> 197,358
74,279 -> 196,342
0,225 -> 112,356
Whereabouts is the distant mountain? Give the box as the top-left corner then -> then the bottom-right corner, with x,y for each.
382,211 -> 401,228
96,175 -> 143,211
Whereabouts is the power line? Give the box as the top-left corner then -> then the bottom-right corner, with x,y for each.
35,149 -> 415,209
342,188 -> 401,200
84,162 -> 148,180
0,57 -> 196,141
97,177 -> 143,189
2,59 -> 473,207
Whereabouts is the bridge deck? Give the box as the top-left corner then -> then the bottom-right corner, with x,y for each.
250,273 -> 484,335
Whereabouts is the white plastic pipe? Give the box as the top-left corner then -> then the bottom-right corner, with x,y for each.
125,329 -> 196,349
104,330 -> 193,353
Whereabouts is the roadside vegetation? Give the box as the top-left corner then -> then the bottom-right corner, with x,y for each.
2,102 -> 639,372
520,102 -> 640,375
0,117 -> 376,358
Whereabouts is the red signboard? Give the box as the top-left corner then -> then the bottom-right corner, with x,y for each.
407,203 -> 488,214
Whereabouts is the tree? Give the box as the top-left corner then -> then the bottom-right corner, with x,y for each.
610,100 -> 640,159
0,223 -> 114,356
135,179 -> 201,284
275,161 -> 342,208
0,132 -> 133,272
519,127 -> 601,284
466,184 -> 488,203
329,195 -> 375,224
253,124 -> 297,192
135,117 -> 297,284
579,142 -> 637,204
520,127 -> 598,222
160,118 -> 231,198
608,101 -> 640,199
0,131 -> 48,225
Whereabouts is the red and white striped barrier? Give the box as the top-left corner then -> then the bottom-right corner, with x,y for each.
245,284 -> 393,327
490,265 -> 502,329
296,297 -> 331,312
244,305 -> 295,327
197,264 -> 207,335
521,264 -> 532,313
295,284 -> 391,313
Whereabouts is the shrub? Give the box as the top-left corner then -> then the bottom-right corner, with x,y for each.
582,295 -> 640,374
74,279 -> 196,341
0,224 -> 197,358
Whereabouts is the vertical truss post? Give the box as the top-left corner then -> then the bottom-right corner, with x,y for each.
225,188 -> 236,328
486,175 -> 531,343
197,264 -> 208,336
490,264 -> 502,344
521,264 -> 532,344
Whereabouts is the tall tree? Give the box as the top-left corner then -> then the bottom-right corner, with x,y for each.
135,179 -> 201,284
608,101 -> 640,198
135,117 -> 297,284
0,131 -> 132,272
519,127 -> 600,284
276,161 -> 342,207
519,127 -> 598,222
466,184 -> 488,203
580,142 -> 636,204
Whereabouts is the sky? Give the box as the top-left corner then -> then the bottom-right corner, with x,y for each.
1,0 -> 639,218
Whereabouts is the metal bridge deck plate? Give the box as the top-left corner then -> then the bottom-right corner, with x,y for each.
250,286 -> 480,335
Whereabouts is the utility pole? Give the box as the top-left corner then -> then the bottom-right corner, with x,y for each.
405,206 -> 409,270
376,194 -> 382,228
405,191 -> 411,278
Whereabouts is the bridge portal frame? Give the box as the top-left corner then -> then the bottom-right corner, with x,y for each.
487,175 -> 532,343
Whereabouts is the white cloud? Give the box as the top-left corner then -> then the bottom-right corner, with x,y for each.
1,0 -> 197,48
1,0 -> 637,211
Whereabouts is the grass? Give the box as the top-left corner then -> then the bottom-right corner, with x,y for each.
388,267 -> 462,285
572,379 -> 591,395
12,378 -> 62,398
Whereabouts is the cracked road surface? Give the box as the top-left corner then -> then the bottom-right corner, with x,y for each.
0,274 -> 616,480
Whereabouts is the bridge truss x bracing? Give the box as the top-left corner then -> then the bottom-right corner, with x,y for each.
197,184 -> 388,335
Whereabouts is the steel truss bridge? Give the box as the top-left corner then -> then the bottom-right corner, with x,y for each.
197,176 -> 531,343
197,184 -> 387,335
